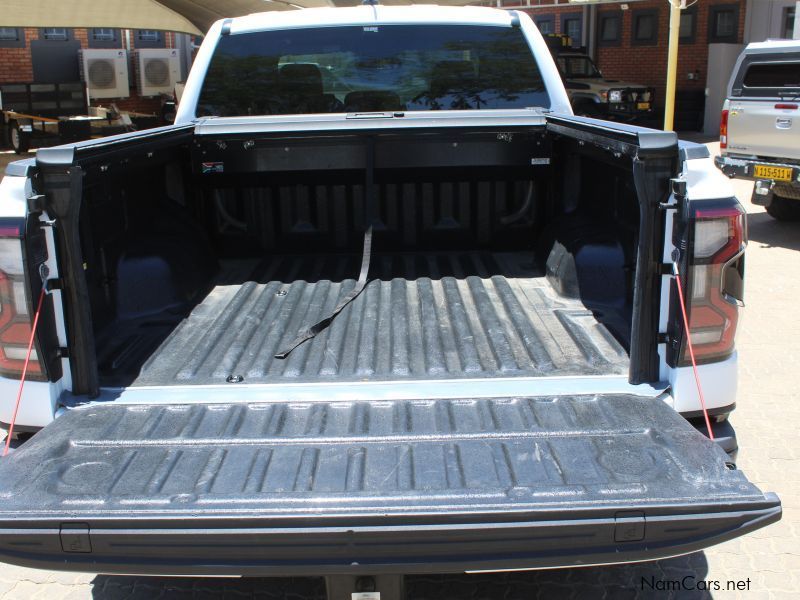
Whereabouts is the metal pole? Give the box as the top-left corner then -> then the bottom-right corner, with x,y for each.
663,0 -> 683,131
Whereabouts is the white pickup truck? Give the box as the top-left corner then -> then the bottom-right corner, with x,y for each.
0,5 -> 780,594
715,39 -> 800,220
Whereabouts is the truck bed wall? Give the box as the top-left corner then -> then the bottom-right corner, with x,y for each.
45,125 -> 649,392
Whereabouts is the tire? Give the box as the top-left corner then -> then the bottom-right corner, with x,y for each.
8,120 -> 30,154
766,193 -> 800,221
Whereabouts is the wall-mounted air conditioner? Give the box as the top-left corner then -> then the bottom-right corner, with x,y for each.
135,49 -> 180,97
80,49 -> 130,99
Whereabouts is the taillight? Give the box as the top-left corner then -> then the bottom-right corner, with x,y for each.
719,109 -> 729,149
0,221 -> 45,381
680,200 -> 746,365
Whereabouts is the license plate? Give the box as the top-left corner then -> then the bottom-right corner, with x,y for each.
754,164 -> 793,181
637,102 -> 650,110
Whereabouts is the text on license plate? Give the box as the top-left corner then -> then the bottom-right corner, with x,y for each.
754,165 -> 792,181
637,102 -> 650,110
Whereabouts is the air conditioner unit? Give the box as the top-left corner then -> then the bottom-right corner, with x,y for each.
80,49 -> 130,99
135,49 -> 180,97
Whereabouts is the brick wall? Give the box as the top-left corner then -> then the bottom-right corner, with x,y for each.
0,28 -> 179,116
0,28 -> 38,83
521,0 -> 747,112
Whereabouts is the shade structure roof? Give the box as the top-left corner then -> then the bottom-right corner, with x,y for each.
0,0 -> 482,36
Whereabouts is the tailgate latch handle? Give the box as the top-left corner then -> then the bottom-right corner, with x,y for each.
59,523 -> 92,553
614,511 -> 646,543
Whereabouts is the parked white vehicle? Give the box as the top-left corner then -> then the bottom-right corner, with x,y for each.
0,5 -> 779,594
715,39 -> 800,220
543,36 -> 655,121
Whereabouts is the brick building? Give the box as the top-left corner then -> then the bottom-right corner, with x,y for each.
1,2 -> 797,130
0,26 -> 187,115
505,0 -> 798,129
520,1 -> 747,114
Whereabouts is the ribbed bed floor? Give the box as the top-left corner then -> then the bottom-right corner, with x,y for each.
100,252 -> 629,387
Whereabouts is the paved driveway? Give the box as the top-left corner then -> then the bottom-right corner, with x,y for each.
0,145 -> 797,599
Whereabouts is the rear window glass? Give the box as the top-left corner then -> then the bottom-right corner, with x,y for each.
734,59 -> 800,97
197,25 -> 549,117
743,62 -> 800,89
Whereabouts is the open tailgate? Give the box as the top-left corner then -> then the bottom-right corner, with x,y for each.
0,394 -> 780,575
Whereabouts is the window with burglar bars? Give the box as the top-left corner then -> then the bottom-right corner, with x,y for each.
41,28 -> 70,41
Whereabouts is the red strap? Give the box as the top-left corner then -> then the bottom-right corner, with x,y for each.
3,287 -> 47,457
673,265 -> 715,440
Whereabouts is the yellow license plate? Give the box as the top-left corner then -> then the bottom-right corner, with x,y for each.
754,165 -> 793,181
637,102 -> 650,110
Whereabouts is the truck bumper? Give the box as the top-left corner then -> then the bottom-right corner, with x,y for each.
715,155 -> 800,207
606,105 -> 654,122
715,155 -> 800,184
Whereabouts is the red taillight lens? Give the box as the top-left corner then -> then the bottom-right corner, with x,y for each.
719,109 -> 729,149
680,201 -> 746,365
0,226 -> 45,380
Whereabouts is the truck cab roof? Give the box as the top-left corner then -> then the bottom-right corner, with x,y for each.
228,4 -> 518,34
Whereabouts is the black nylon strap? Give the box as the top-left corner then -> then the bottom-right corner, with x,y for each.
275,138 -> 376,359
274,226 -> 373,359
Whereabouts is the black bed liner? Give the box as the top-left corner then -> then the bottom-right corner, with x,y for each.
97,252 -> 630,387
0,393 -> 780,575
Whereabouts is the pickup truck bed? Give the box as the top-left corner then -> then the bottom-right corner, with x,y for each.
100,251 -> 628,387
0,4 -> 781,583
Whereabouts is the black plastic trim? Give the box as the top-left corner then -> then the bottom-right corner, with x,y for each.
680,402 -> 736,421
0,500 -> 781,576
0,421 -> 40,434
629,157 -> 672,384
34,165 -> 98,396
23,212 -> 62,382
35,124 -> 195,168
546,114 -> 678,159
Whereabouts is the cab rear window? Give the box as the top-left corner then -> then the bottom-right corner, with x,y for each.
197,25 -> 549,117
